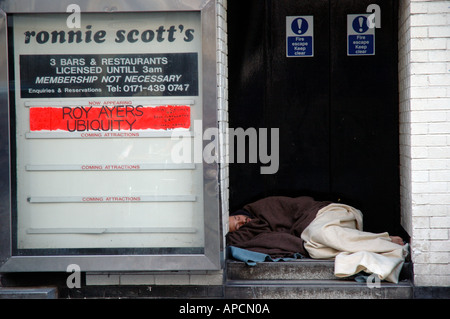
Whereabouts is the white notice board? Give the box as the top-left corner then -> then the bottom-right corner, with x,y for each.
12,12 -> 204,252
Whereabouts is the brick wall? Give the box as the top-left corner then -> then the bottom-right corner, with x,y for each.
398,0 -> 450,287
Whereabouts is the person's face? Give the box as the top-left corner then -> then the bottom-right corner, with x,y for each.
229,215 -> 252,232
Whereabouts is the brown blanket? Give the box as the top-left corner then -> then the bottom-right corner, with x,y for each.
226,196 -> 331,257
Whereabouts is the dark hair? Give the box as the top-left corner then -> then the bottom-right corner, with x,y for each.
229,209 -> 253,219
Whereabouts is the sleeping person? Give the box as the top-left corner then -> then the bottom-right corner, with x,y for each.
226,196 -> 408,283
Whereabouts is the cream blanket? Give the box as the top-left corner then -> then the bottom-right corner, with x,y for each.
301,203 -> 409,283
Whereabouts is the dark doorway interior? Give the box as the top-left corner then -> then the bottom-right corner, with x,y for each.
228,0 -> 402,235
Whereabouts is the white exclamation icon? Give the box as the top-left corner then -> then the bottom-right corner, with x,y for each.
297,18 -> 303,33
358,17 -> 364,32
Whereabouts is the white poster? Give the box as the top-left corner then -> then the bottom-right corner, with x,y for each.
12,12 -> 204,252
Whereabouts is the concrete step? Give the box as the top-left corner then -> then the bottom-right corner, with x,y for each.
227,259 -> 336,280
225,279 -> 414,299
227,259 -> 412,281
0,287 -> 58,299
225,259 -> 413,299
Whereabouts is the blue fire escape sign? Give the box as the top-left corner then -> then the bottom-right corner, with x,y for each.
347,14 -> 375,56
286,16 -> 314,57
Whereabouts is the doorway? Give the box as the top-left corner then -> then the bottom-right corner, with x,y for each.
228,0 -> 402,234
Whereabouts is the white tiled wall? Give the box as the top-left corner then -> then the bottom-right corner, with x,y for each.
398,0 -> 450,287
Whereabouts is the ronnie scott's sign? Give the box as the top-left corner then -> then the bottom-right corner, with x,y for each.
0,2 -> 220,272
